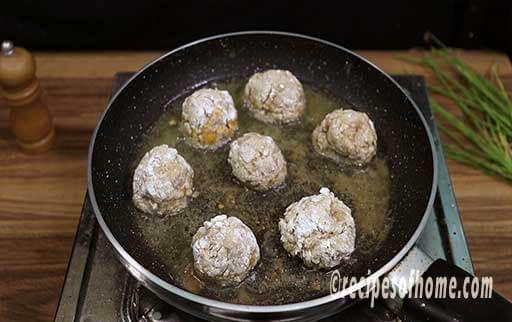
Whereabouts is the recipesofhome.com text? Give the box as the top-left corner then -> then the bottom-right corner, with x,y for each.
330,269 -> 493,307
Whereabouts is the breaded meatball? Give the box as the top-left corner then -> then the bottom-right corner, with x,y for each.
181,88 -> 238,149
132,145 -> 194,216
279,188 -> 356,269
312,109 -> 377,166
191,215 -> 260,287
243,69 -> 306,124
228,132 -> 287,191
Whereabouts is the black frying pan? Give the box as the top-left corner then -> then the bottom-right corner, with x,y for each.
87,32 -> 510,321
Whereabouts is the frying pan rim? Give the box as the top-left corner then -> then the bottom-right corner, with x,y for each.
87,30 -> 438,313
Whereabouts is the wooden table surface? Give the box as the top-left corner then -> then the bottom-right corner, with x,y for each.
1,50 -> 511,321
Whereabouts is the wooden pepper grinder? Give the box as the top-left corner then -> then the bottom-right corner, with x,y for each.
0,40 -> 55,153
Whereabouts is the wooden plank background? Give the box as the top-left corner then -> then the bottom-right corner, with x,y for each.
0,50 -> 511,321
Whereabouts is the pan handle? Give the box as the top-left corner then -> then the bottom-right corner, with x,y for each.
400,258 -> 512,322
386,247 -> 512,322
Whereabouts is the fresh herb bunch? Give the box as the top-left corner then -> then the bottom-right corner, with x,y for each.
398,41 -> 512,183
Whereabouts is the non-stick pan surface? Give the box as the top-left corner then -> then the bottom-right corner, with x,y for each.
88,32 -> 437,320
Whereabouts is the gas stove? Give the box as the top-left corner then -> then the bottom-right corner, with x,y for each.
54,74 -> 473,322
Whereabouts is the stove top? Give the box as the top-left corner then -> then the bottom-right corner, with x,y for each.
54,74 -> 473,322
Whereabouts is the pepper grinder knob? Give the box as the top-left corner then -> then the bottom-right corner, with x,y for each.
0,40 -> 55,153
2,41 -> 14,55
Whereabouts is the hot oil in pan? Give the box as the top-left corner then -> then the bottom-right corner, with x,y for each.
128,77 -> 392,305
